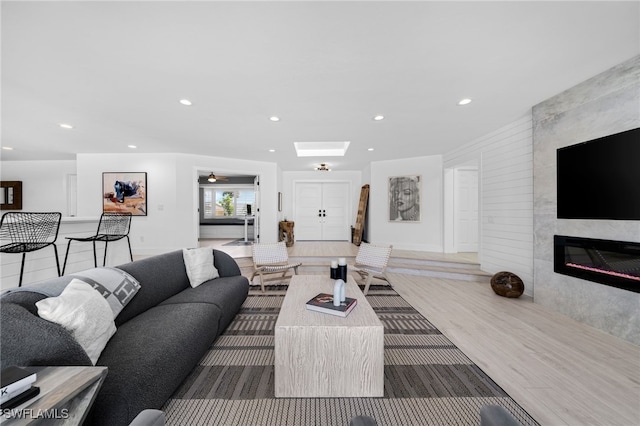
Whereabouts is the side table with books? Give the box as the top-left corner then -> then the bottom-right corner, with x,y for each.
1,366 -> 107,425
1,367 -> 38,408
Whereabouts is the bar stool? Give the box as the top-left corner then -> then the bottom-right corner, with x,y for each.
62,212 -> 133,275
0,212 -> 62,287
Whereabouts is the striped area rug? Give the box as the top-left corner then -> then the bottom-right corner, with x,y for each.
163,285 -> 538,425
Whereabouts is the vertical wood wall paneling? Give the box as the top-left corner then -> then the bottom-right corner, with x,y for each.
444,115 -> 534,296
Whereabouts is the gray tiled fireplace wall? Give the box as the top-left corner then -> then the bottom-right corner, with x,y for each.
532,55 -> 640,345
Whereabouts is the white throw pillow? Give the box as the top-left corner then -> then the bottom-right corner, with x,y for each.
36,279 -> 117,365
182,248 -> 219,288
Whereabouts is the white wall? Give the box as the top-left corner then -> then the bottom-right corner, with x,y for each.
76,152 -> 279,256
0,160 -> 77,215
369,156 -> 443,251
444,115 -> 534,296
361,164 -> 371,186
77,153 -> 179,255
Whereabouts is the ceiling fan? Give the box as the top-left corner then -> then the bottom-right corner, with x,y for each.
206,172 -> 229,183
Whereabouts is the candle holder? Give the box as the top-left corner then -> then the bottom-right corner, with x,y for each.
330,260 -> 338,279
337,258 -> 347,281
333,279 -> 345,306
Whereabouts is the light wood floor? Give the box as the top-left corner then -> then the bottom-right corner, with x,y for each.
391,274 -> 640,426
202,239 -> 640,425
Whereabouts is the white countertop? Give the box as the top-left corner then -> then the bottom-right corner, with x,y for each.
60,216 -> 100,223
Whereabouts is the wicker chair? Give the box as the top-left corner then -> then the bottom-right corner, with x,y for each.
250,241 -> 302,292
0,212 -> 62,287
62,212 -> 133,274
351,243 -> 393,295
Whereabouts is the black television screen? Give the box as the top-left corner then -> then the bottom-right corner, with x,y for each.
557,127 -> 640,220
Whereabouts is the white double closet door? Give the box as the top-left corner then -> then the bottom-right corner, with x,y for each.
295,182 -> 350,241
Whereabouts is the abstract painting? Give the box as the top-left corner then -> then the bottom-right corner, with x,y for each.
103,172 -> 147,216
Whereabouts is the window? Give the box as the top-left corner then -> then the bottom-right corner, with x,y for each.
202,187 -> 255,219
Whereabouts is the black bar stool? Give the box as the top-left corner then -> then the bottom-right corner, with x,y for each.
62,212 -> 133,275
0,212 -> 62,287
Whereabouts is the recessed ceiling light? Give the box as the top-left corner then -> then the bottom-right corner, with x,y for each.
59,123 -> 73,129
269,149 -> 276,152
373,115 -> 384,121
2,146 -> 13,151
128,145 -> 137,149
269,116 -> 280,122
368,148 -> 374,151
179,99 -> 192,106
457,98 -> 472,106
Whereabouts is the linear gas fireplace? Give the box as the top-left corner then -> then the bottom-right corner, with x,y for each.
554,235 -> 640,294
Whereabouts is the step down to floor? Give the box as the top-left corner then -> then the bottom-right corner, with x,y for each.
237,255 -> 491,283
387,262 -> 491,282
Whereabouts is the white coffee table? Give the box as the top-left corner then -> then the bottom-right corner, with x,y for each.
274,275 -> 384,397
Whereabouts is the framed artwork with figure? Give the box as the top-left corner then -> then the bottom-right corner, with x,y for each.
389,175 -> 421,222
103,172 -> 147,216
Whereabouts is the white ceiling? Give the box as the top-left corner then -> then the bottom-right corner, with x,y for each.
2,1 -> 638,172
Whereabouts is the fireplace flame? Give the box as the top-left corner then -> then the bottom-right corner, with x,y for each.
566,262 -> 640,282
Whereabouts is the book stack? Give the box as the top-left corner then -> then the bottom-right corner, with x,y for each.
306,293 -> 357,317
1,367 -> 39,409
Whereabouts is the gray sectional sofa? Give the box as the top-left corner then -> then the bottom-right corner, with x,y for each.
0,249 -> 249,426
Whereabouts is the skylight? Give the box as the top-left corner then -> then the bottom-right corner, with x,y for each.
294,141 -> 350,157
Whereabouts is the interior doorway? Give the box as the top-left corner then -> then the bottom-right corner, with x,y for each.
444,161 -> 479,254
454,167 -> 479,252
195,169 -> 259,243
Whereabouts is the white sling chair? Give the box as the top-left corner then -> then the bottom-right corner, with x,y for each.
250,241 -> 302,292
351,243 -> 393,295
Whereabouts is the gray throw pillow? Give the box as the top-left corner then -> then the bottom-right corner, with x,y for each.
3,267 -> 141,319
69,267 -> 141,318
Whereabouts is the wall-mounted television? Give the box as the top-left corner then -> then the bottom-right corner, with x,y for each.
557,127 -> 640,220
